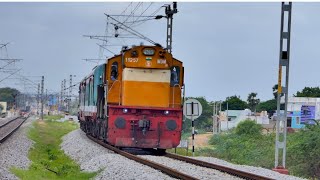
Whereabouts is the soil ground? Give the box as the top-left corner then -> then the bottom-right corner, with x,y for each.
188,133 -> 212,148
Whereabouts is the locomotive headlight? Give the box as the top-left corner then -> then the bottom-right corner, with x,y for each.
143,48 -> 155,56
123,108 -> 128,113
164,110 -> 169,115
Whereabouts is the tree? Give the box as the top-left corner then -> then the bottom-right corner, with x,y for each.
295,87 -> 320,97
272,84 -> 285,100
221,95 -> 248,111
247,92 -> 260,112
183,97 -> 213,132
256,99 -> 277,114
0,87 -> 20,102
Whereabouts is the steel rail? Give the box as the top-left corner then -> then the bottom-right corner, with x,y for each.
165,153 -> 274,180
86,135 -> 198,180
0,116 -> 19,128
0,116 -> 28,143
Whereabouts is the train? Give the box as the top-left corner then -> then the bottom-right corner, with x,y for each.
78,45 -> 184,152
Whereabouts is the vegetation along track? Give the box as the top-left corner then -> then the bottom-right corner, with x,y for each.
0,116 -> 28,143
87,134 -> 273,180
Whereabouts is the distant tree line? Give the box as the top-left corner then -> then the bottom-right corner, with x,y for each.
0,87 -> 20,102
0,87 -> 20,110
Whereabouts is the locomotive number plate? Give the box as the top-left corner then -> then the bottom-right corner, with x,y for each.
126,58 -> 139,63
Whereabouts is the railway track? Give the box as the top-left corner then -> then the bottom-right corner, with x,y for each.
87,134 -> 273,180
87,135 -> 198,180
164,153 -> 274,180
0,116 -> 27,143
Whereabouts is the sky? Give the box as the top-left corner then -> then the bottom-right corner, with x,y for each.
0,2 -> 320,102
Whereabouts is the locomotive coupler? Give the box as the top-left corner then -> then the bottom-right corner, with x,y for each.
138,119 -> 150,136
131,120 -> 136,141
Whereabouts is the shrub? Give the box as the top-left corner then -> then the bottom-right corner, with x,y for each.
287,122 -> 320,179
235,119 -> 262,137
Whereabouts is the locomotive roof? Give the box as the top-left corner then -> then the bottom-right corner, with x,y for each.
106,45 -> 182,64
80,63 -> 105,83
80,45 -> 182,84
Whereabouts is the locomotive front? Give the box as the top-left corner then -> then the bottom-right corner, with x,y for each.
107,45 -> 184,150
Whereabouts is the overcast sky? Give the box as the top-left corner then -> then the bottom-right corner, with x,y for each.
0,2 -> 320,102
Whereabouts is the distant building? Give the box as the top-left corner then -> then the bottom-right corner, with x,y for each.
279,97 -> 320,129
0,102 -> 7,114
219,109 -> 269,131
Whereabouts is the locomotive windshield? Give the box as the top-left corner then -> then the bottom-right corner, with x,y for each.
111,62 -> 118,81
170,66 -> 180,86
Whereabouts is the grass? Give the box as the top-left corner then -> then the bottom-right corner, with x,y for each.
11,115 -> 98,180
197,120 -> 320,179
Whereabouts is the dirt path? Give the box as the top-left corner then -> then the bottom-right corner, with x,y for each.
188,133 -> 212,148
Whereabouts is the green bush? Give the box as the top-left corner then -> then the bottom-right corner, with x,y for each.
208,120 -> 274,168
208,132 -> 274,168
235,119 -> 262,137
206,119 -> 320,179
287,122 -> 320,179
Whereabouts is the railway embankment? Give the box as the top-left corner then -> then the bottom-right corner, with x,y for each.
0,116 -> 34,180
11,115 -> 97,179
61,129 -> 176,180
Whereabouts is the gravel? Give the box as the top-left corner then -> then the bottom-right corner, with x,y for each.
61,129 -> 305,180
0,116 -> 18,127
0,118 -> 26,141
192,157 -> 305,180
0,116 -> 34,180
61,129 -> 176,180
138,155 -> 242,180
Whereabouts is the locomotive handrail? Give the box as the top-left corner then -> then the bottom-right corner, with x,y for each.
171,84 -> 181,108
108,80 -> 122,105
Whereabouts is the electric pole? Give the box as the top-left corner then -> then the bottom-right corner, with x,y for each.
274,2 -> 292,174
165,2 -> 178,53
60,80 -> 63,111
68,75 -> 73,113
37,83 -> 40,115
41,76 -> 44,120
63,79 -> 66,112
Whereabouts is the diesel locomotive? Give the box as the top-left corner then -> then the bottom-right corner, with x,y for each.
78,45 -> 184,151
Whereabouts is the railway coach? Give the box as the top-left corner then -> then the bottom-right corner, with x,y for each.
79,45 -> 184,152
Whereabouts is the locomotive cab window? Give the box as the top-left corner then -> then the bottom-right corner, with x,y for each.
110,62 -> 118,81
170,66 -> 180,86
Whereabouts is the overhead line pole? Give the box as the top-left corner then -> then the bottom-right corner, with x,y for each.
165,2 -> 178,53
274,2 -> 292,174
41,76 -> 44,120
37,83 -> 40,115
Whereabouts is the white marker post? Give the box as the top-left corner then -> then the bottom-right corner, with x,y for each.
183,99 -> 202,157
191,102 -> 195,156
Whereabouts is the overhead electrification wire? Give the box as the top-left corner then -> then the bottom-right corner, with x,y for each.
0,68 -> 21,83
131,5 -> 163,28
121,2 -> 143,24
132,2 -> 153,24
96,43 -> 116,55
106,14 -> 158,46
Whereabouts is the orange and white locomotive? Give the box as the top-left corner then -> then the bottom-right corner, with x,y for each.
79,45 -> 184,151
